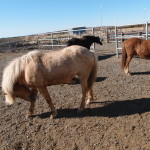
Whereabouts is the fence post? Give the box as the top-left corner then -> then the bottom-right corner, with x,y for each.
51,33 -> 54,49
92,28 -> 95,51
146,21 -> 148,40
106,29 -> 109,43
57,35 -> 60,45
68,29 -> 70,40
115,26 -> 119,58
8,39 -> 11,50
37,36 -> 40,50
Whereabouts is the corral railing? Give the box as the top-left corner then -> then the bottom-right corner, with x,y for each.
0,27 -> 105,51
115,22 -> 150,58
37,28 -> 95,49
1,23 -> 150,52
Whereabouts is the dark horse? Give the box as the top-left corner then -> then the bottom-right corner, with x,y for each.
122,38 -> 150,75
66,35 -> 103,49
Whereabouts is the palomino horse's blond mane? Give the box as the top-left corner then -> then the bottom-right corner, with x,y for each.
2,50 -> 40,105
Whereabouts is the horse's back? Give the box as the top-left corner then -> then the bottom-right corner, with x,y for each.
123,38 -> 143,53
58,45 -> 95,64
25,46 -> 95,86
66,38 -> 86,48
123,38 -> 150,58
66,38 -> 80,46
124,38 -> 142,46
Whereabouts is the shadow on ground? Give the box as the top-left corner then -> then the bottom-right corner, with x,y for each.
132,71 -> 150,75
33,98 -> 150,119
98,54 -> 116,61
68,76 -> 107,84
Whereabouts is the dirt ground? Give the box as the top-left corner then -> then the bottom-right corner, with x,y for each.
0,43 -> 150,150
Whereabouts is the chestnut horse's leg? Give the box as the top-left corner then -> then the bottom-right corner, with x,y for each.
78,79 -> 88,113
124,54 -> 133,75
38,87 -> 57,119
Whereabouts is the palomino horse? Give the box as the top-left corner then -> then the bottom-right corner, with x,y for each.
66,35 -> 103,49
2,46 -> 97,119
122,37 -> 150,75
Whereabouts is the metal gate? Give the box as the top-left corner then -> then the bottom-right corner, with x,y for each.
115,22 -> 149,58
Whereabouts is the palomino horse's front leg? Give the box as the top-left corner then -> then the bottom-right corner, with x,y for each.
26,101 -> 36,119
78,79 -> 88,113
38,87 -> 57,119
26,88 -> 38,119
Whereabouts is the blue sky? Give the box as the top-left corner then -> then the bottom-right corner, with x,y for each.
0,0 -> 150,38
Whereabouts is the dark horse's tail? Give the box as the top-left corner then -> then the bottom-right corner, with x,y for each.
87,51 -> 98,90
122,42 -> 127,71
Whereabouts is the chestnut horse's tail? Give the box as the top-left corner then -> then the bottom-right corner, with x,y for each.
87,51 -> 98,90
122,42 -> 127,71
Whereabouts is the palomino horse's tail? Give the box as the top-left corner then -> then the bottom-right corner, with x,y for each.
1,50 -> 40,105
122,42 -> 127,71
87,51 -> 98,90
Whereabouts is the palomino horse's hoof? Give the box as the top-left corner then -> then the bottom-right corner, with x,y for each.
127,73 -> 131,76
77,108 -> 84,113
124,69 -> 131,76
25,113 -> 32,120
86,100 -> 91,106
50,110 -> 57,119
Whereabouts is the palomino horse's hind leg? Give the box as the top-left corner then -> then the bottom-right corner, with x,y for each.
86,89 -> 93,105
78,79 -> 88,113
124,55 -> 133,75
38,87 -> 57,119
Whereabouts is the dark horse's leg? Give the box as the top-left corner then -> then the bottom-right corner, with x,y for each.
124,54 -> 134,75
38,87 -> 57,119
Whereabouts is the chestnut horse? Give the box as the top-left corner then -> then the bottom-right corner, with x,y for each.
122,38 -> 150,75
66,35 -> 103,49
2,46 -> 97,119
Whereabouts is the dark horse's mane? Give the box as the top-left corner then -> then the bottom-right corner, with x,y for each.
66,35 -> 103,49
